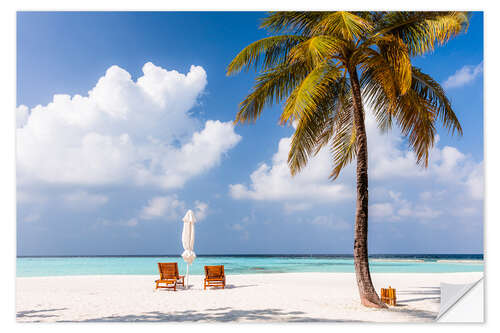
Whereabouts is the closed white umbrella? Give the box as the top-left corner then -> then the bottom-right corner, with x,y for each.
181,209 -> 197,288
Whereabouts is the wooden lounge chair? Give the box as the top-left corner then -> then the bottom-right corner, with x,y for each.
204,265 -> 225,289
155,262 -> 185,291
381,286 -> 397,305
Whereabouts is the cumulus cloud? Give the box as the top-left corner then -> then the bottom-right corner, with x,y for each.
229,221 -> 250,240
370,190 -> 443,223
16,105 -> 29,128
22,213 -> 40,223
370,203 -> 394,218
358,113 -> 483,203
194,200 -> 209,221
443,62 -> 483,89
229,136 -> 353,203
139,195 -> 209,223
284,202 -> 313,214
16,62 -> 241,190
310,215 -> 350,230
465,162 -> 484,200
140,195 -> 186,220
230,109 -> 483,218
63,191 -> 109,209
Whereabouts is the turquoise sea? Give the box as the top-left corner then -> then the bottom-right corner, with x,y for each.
16,254 -> 483,277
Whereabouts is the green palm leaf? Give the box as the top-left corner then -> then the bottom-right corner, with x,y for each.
227,35 -> 305,75
235,61 -> 310,124
280,62 -> 342,125
312,11 -> 373,41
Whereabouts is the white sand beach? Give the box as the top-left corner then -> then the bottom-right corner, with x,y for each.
16,272 -> 482,323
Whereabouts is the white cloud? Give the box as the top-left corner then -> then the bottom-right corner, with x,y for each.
310,215 -> 350,230
138,195 -> 209,224
370,190 -> 443,223
194,200 -> 209,221
63,191 -> 108,208
229,136 -> 353,203
230,110 -> 483,216
443,62 -> 483,89
419,190 -> 446,202
227,212 -> 255,240
16,62 -> 241,190
466,162 -> 484,200
94,217 -> 139,228
124,218 -> 139,227
23,213 -> 40,223
229,222 -> 250,240
17,190 -> 47,204
284,202 -> 313,214
370,203 -> 394,218
364,113 -> 482,203
231,223 -> 245,231
16,105 -> 29,128
140,195 -> 185,220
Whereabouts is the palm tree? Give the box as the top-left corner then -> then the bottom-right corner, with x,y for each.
227,11 -> 469,308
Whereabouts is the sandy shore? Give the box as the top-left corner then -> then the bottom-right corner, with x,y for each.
16,272 -> 482,323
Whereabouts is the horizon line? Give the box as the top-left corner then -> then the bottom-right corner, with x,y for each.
17,252 -> 484,258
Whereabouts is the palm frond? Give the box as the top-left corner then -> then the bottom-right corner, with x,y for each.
394,88 -> 437,167
315,77 -> 353,152
329,116 -> 357,180
280,62 -> 342,125
230,11 -> 467,176
288,101 -> 332,176
374,11 -> 469,56
287,78 -> 353,176
376,35 -> 412,95
359,48 -> 399,129
235,61 -> 310,124
312,11 -> 373,41
260,11 -> 329,34
287,35 -> 346,67
362,65 -> 462,167
227,35 -> 305,75
411,67 -> 462,135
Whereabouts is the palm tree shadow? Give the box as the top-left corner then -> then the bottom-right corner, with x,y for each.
385,286 -> 440,321
388,307 -> 438,321
397,286 -> 440,296
67,308 -> 365,322
17,308 -> 68,321
397,286 -> 440,304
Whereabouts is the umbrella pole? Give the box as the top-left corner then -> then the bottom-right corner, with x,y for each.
186,264 -> 189,288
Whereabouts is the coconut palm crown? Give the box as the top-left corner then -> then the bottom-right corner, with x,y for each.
227,11 -> 469,308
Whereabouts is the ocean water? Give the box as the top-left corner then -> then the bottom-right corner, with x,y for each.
16,254 -> 483,277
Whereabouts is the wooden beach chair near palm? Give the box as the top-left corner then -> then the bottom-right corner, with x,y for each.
155,262 -> 185,291
204,265 -> 225,289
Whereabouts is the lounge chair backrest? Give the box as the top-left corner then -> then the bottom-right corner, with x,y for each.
158,262 -> 179,279
205,265 -> 224,278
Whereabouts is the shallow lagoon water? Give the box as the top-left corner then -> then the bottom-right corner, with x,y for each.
17,255 -> 483,277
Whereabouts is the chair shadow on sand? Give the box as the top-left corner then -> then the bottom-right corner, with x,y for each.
212,284 -> 257,289
154,284 -> 257,291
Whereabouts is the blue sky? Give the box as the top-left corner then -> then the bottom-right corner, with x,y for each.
16,12 -> 483,256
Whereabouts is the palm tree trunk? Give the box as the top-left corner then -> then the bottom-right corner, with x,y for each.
348,68 -> 387,308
